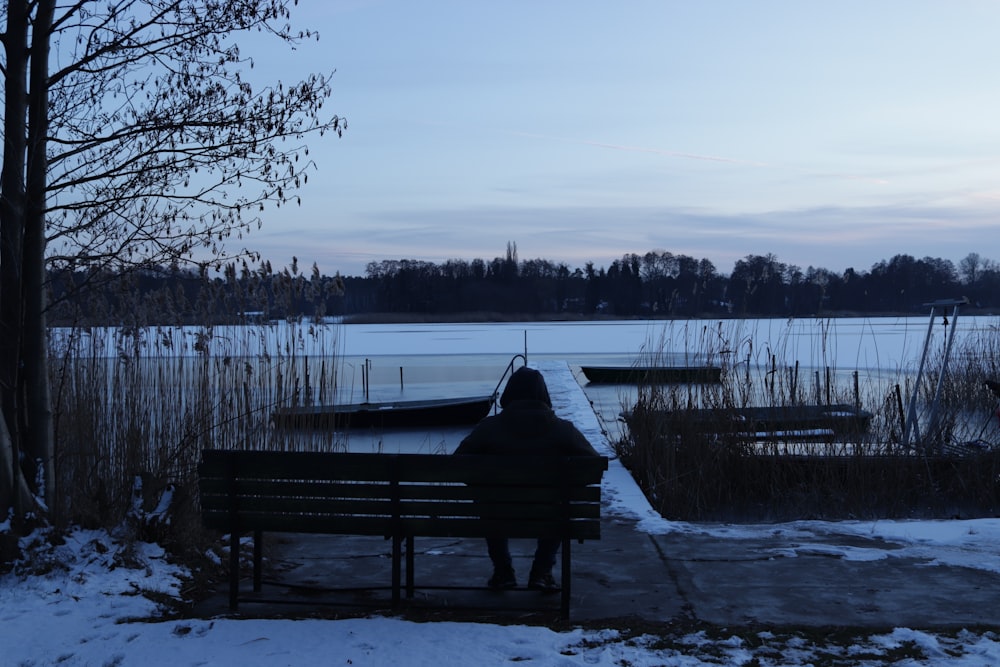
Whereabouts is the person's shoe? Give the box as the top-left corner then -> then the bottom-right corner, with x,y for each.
527,571 -> 558,591
487,568 -> 517,590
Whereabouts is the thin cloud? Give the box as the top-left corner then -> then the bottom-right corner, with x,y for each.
510,130 -> 767,166
510,130 -> 890,186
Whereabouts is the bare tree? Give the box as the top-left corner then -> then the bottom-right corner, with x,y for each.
0,0 -> 344,528
959,252 -> 984,286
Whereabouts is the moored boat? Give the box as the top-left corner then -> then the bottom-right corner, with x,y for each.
271,394 -> 496,430
622,403 -> 874,441
581,365 -> 722,384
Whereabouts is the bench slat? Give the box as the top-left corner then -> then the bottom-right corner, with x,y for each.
201,485 -> 601,510
202,510 -> 396,536
204,495 -> 395,517
200,450 -> 396,480
202,479 -> 601,504
399,455 -> 606,485
200,479 -> 395,501
199,451 -> 607,485
398,500 -> 601,520
397,485 -> 602,503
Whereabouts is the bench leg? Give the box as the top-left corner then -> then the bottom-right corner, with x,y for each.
560,538 -> 571,620
229,530 -> 240,611
253,530 -> 263,592
391,535 -> 402,607
406,535 -> 415,598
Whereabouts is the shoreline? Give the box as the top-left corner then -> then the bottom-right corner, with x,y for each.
340,308 -> 1000,325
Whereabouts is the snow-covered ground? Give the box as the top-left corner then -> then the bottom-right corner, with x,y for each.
4,361 -> 1000,666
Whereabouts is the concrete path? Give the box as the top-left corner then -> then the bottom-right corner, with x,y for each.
193,505 -> 1000,628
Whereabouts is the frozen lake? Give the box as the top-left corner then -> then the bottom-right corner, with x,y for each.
54,312 -> 999,452
332,312 -> 997,405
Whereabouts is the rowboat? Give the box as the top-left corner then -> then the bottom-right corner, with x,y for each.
581,365 -> 722,384
271,395 -> 496,430
623,403 -> 874,441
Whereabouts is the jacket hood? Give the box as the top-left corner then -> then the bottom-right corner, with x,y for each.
499,367 -> 552,408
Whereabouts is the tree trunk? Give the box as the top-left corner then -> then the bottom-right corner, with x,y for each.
0,0 -> 30,524
0,414 -> 34,523
22,0 -> 57,516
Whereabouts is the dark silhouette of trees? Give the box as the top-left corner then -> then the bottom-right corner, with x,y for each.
604,254 -> 643,315
960,253 -> 1000,308
865,255 -> 960,312
584,262 -> 604,314
728,254 -> 789,315
51,246 -> 999,325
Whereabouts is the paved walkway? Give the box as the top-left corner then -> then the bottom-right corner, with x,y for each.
194,504 -> 1000,628
195,362 -> 1000,628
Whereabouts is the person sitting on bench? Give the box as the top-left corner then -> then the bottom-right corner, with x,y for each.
454,366 -> 600,590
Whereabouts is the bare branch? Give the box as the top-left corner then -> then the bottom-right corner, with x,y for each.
34,0 -> 343,272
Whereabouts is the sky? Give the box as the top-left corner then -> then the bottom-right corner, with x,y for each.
4,360 -> 1000,665
242,1 -> 1000,278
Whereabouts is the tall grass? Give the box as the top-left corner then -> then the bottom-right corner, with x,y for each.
615,319 -> 1000,522
50,323 -> 347,538
48,263 -> 346,545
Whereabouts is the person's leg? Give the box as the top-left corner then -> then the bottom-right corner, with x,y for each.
486,538 -> 516,589
528,538 -> 560,589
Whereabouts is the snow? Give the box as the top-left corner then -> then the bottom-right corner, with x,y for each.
5,357 -> 1000,665
5,526 -> 1000,667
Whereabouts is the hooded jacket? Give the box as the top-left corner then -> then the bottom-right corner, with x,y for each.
454,367 -> 599,457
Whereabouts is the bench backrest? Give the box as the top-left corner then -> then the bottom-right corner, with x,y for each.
199,450 -> 608,540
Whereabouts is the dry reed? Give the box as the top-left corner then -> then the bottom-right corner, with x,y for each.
48,264 -> 347,547
615,319 -> 1000,522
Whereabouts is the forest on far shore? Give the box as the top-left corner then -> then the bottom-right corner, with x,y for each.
49,244 -> 1000,326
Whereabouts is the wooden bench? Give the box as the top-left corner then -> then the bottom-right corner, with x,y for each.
198,449 -> 608,618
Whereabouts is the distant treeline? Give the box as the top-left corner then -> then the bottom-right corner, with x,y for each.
48,245 -> 1000,326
